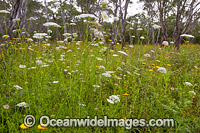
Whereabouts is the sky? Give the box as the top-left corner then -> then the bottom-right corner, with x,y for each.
41,0 -> 144,18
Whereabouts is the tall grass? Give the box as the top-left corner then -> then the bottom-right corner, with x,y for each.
0,37 -> 200,132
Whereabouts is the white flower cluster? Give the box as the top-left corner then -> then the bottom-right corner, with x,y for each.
76,14 -> 97,20
0,10 -> 10,14
43,22 -> 61,28
157,67 -> 167,74
118,51 -> 128,56
180,34 -> 194,38
107,95 -> 120,104
162,41 -> 169,46
152,24 -> 161,29
33,33 -> 48,39
183,82 -> 193,87
16,102 -> 28,107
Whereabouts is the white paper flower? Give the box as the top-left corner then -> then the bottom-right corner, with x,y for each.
19,65 -> 26,68
70,23 -> 76,25
118,51 -> 128,56
113,54 -> 118,57
43,22 -> 61,28
96,57 -> 103,61
102,72 -> 112,77
98,66 -> 105,69
14,85 -> 23,90
76,14 -> 97,20
16,102 -> 28,107
183,82 -> 193,87
52,81 -> 59,84
152,24 -> 161,29
157,67 -> 167,74
63,33 -> 71,36
33,33 -> 48,39
13,18 -> 20,22
140,36 -> 145,39
0,10 -> 10,14
188,91 -> 196,95
144,53 -> 150,57
93,85 -> 100,88
36,60 -> 43,64
162,41 -> 169,46
180,34 -> 194,38
107,95 -> 120,104
27,38 -> 33,42
102,11 -> 109,21
137,28 -> 143,31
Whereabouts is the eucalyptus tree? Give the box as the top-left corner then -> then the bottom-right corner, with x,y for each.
173,0 -> 200,49
8,0 -> 28,37
108,0 -> 119,48
44,0 -> 49,31
119,0 -> 132,48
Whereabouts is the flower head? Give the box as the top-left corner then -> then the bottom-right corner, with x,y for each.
43,22 -> 61,28
180,34 -> 194,38
107,95 -> 120,104
16,102 -> 28,107
0,10 -> 10,14
2,35 -> 10,39
183,82 -> 193,87
162,41 -> 169,46
20,124 -> 28,129
13,18 -> 20,22
38,125 -> 47,130
149,69 -> 153,72
3,104 -> 9,110
144,53 -> 150,57
157,67 -> 167,74
14,85 -> 23,90
102,11 -> 109,21
152,24 -> 161,29
118,51 -> 128,56
33,33 -> 48,39
76,14 -> 97,20
19,65 -> 26,68
101,0 -> 108,8
137,28 -> 143,31
123,93 -> 130,96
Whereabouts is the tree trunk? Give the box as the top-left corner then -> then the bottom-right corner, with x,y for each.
158,0 -> 167,43
44,0 -> 49,31
8,0 -> 23,37
174,0 -> 182,49
60,0 -> 67,34
119,0 -> 130,48
20,0 -> 28,30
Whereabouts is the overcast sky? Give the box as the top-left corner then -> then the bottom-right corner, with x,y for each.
42,0 -> 144,17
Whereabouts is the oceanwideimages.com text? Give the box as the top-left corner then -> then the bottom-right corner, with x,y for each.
24,115 -> 175,129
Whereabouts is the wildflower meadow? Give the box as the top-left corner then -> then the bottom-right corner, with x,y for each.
0,0 -> 200,132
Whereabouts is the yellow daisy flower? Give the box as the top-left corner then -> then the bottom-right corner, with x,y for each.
20,124 -> 28,129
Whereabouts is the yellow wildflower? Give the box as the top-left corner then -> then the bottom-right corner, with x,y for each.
149,69 -> 153,72
167,64 -> 171,67
20,124 -> 28,129
123,93 -> 130,96
38,125 -> 47,130
156,66 -> 160,69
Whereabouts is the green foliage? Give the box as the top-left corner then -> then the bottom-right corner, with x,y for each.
1,38 -> 200,132
194,35 -> 200,44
